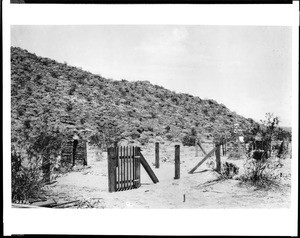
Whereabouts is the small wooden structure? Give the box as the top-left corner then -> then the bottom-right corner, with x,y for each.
61,135 -> 87,166
41,135 -> 87,182
107,146 -> 159,193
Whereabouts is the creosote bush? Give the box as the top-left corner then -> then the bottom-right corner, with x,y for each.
182,127 -> 197,146
182,134 -> 196,146
11,150 -> 44,203
239,113 -> 289,188
220,162 -> 239,179
240,149 -> 283,188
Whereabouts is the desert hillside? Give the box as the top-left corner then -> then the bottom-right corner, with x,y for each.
11,46 -> 259,151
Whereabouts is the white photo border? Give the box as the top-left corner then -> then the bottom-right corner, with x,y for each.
3,1 -> 299,236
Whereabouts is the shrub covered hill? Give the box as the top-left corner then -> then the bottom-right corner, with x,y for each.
11,46 -> 259,153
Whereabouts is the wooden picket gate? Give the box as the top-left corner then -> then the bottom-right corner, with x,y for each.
107,146 -> 141,192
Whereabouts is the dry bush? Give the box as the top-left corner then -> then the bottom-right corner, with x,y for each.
11,151 -> 44,203
220,162 -> 239,179
238,113 -> 290,188
240,150 -> 283,188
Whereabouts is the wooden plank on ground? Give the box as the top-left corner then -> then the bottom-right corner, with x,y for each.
12,203 -> 42,208
31,198 -> 57,207
139,152 -> 159,184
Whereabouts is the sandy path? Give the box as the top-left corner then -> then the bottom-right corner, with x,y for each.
44,143 -> 291,208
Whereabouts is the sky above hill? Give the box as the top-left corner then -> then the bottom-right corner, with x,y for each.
11,25 -> 292,127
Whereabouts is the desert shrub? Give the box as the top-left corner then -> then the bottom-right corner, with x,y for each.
182,134 -> 196,146
220,162 -> 239,179
80,118 -> 86,124
50,71 -> 59,78
139,131 -> 155,145
165,133 -> 173,141
68,83 -> 77,95
11,117 -> 66,203
241,149 -> 283,188
165,125 -> 171,132
139,132 -> 149,145
239,113 -> 288,188
66,101 -> 73,112
34,74 -> 43,85
11,150 -> 44,202
89,133 -> 103,146
130,130 -> 140,140
182,127 -> 197,146
274,141 -> 290,159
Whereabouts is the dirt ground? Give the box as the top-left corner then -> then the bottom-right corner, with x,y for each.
43,142 -> 291,208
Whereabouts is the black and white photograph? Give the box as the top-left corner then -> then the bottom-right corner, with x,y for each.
3,2 -> 298,236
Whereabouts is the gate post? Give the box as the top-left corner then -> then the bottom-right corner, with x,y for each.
134,147 -> 141,188
107,147 -> 117,192
155,142 -> 159,168
174,145 -> 180,179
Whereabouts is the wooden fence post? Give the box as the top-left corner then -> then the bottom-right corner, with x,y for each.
215,143 -> 221,172
155,142 -> 159,168
174,145 -> 180,179
195,139 -> 199,157
107,147 -> 117,192
83,141 -> 88,166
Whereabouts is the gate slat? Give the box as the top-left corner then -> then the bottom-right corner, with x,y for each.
133,146 -> 135,188
122,146 -> 125,191
124,146 -> 126,190
129,146 -> 132,189
125,146 -> 128,190
125,146 -> 127,190
119,146 -> 121,191
126,146 -> 129,190
117,146 -> 119,191
120,146 -> 124,191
